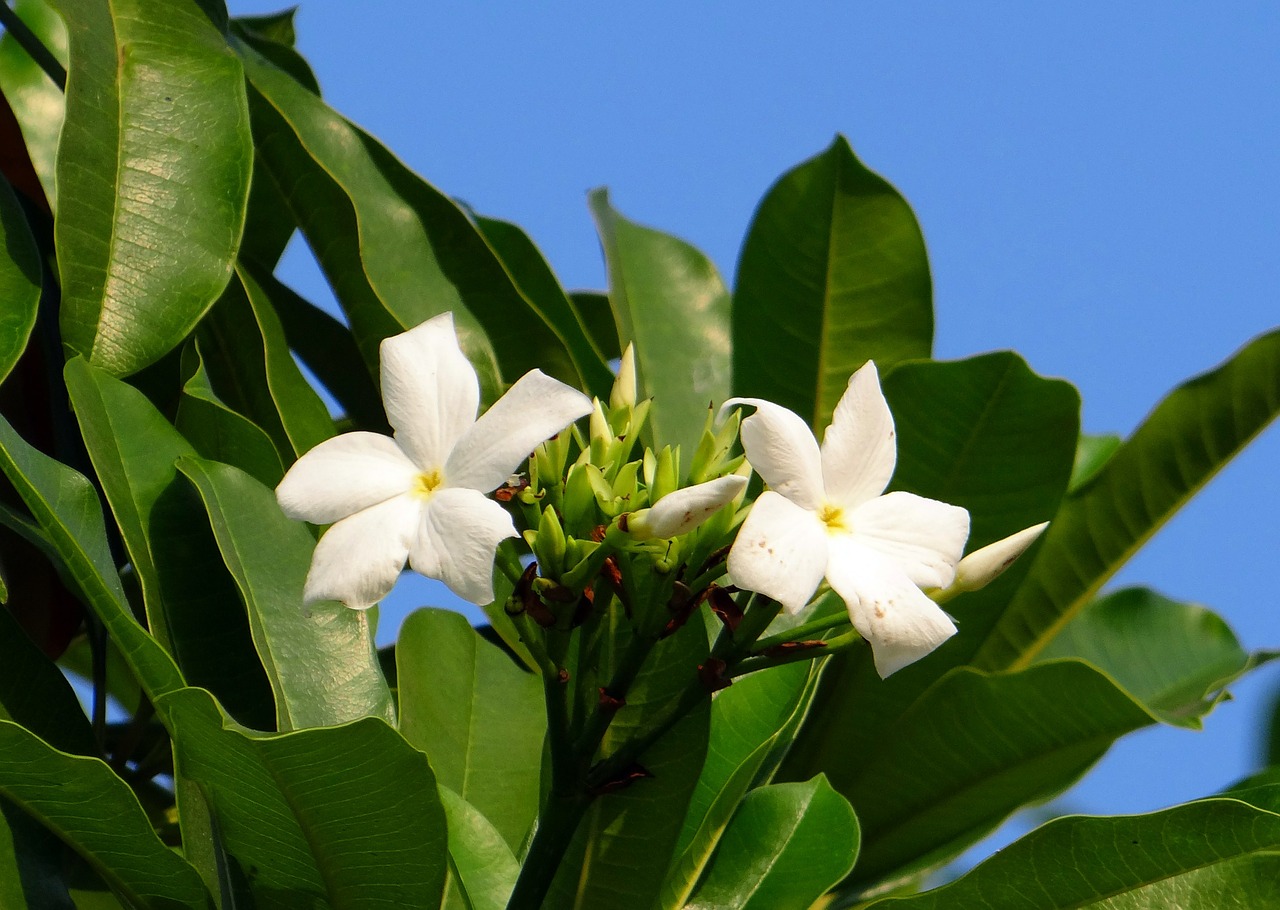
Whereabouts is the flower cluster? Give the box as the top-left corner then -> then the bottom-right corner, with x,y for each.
277,313 -> 1043,677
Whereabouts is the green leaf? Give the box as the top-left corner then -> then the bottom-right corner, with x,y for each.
198,268 -> 335,463
1068,432 -> 1121,494
0,175 -> 41,384
733,136 -> 933,432
51,0 -> 252,376
0,719 -> 211,909
176,455 -> 394,730
837,661 -> 1161,891
975,328 -> 1280,671
475,214 -> 616,399
1038,587 -> 1253,728
176,342 -> 286,488
255,269 -> 387,432
0,798 -> 75,910
397,609 -> 544,851
438,788 -> 519,910
686,777 -> 859,910
65,358 -> 275,728
546,619 -> 711,910
660,660 -> 825,909
162,687 -> 448,909
589,188 -> 731,456
0,0 -> 67,207
0,413 -> 185,706
870,787 -> 1280,909
236,37 -> 580,399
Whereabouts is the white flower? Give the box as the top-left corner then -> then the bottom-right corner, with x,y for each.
625,474 -> 748,540
724,362 -> 970,677
276,313 -> 592,609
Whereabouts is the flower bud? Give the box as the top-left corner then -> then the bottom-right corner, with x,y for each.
953,522 -> 1049,593
626,475 -> 748,540
532,505 -> 568,578
610,344 -> 638,411
649,446 -> 679,504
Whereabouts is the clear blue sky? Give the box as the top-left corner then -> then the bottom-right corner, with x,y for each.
231,0 -> 1280,838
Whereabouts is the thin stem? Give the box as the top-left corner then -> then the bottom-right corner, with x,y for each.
572,625 -> 654,759
752,610 -> 852,653
0,4 -> 66,90
729,629 -> 862,678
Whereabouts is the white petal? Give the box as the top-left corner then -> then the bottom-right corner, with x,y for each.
303,495 -> 422,609
726,491 -> 828,614
825,537 -> 957,677
276,432 -> 419,524
636,475 -> 748,539
722,398 -> 824,510
380,312 -> 480,470
410,488 -> 518,604
849,491 -> 970,589
820,362 -> 897,508
446,370 -> 592,493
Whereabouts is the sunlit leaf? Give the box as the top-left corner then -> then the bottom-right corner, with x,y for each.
589,189 -> 731,456
733,136 -> 932,432
976,329 -> 1280,670
52,0 -> 251,375
177,456 -> 394,730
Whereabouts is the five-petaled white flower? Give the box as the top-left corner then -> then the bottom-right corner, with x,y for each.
276,313 -> 592,609
724,362 -> 970,677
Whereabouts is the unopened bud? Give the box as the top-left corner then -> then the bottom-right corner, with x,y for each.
625,475 -> 748,540
953,522 -> 1049,593
610,344 -> 638,411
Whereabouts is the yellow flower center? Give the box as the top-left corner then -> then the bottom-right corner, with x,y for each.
818,503 -> 849,534
411,469 -> 445,500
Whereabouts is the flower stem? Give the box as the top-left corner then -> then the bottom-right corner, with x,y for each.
751,610 -> 852,653
506,790 -> 589,910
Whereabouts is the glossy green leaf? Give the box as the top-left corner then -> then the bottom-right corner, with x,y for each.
838,661 -> 1161,891
733,136 -> 933,432
176,342 -> 285,489
686,777 -> 859,910
0,175 -> 41,384
65,358 -> 275,728
199,268 -> 335,463
177,455 -> 394,729
661,660 -> 825,909
162,687 -> 447,909
546,619 -> 711,910
439,787 -> 519,910
397,609 -> 544,851
237,37 -> 580,399
0,0 -> 67,207
0,413 -> 185,706
871,786 -> 1280,909
255,269 -> 387,432
976,328 -> 1280,671
1038,587 -> 1252,728
1068,432 -> 1121,494
52,0 -> 252,376
475,214 -> 616,398
782,353 -> 1079,818
589,189 -> 731,456
0,719 -> 211,909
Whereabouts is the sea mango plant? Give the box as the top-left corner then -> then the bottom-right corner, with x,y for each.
0,2 -> 1278,909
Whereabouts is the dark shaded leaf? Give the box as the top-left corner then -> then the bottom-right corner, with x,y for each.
0,176 -> 41,384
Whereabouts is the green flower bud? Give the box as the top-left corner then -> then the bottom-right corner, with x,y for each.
610,343 -> 638,411
650,445 -> 680,504
562,462 -> 599,534
532,505 -> 567,578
